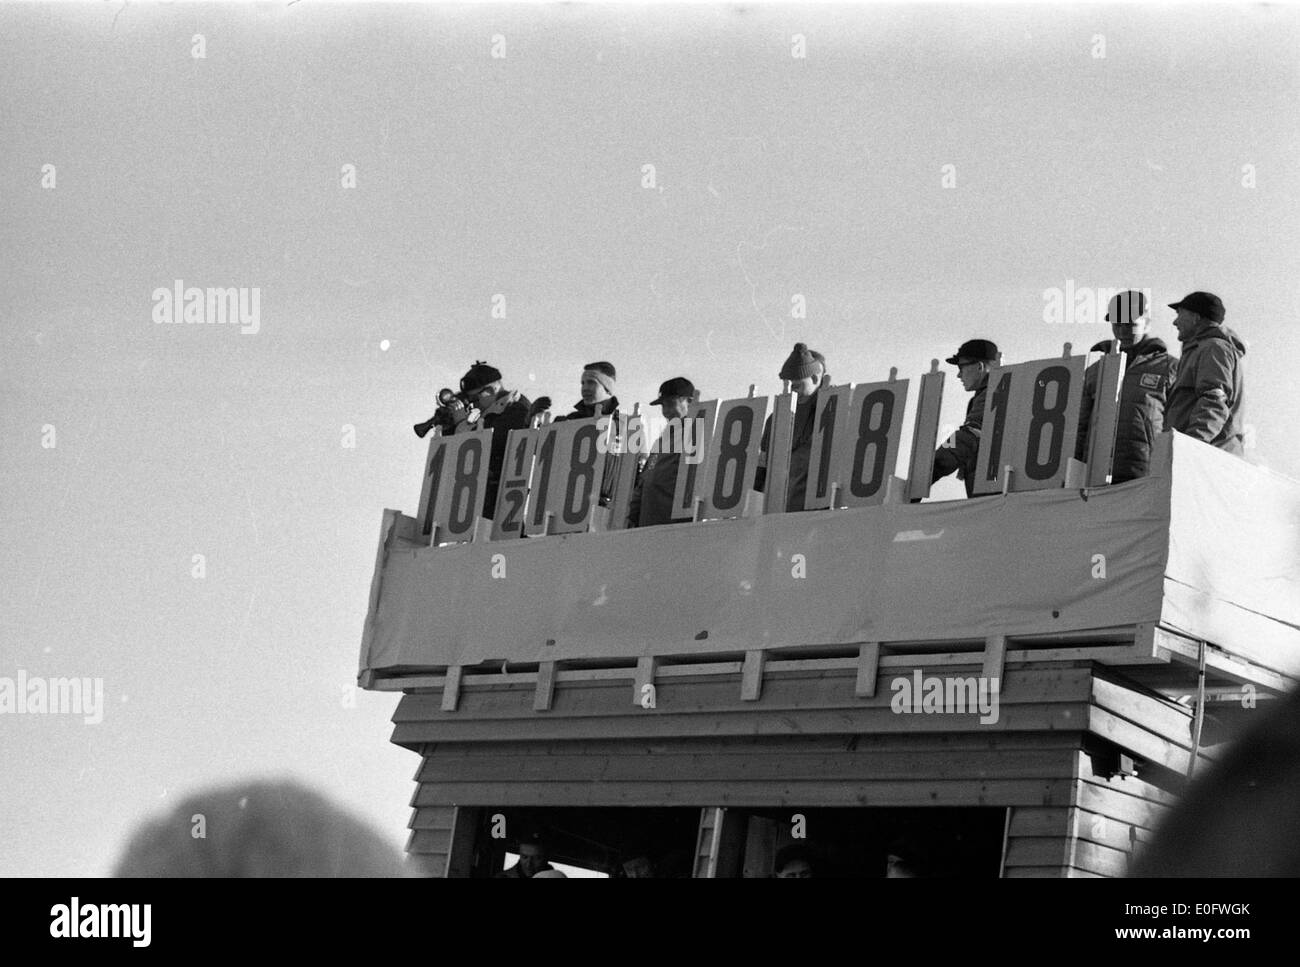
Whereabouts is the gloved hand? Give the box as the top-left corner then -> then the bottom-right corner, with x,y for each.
528,396 -> 552,421
448,401 -> 478,429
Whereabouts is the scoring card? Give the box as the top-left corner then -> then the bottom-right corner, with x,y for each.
835,378 -> 909,508
415,429 -> 493,544
972,355 -> 1086,494
671,399 -> 719,520
803,383 -> 853,510
526,416 -> 612,536
700,396 -> 767,520
490,428 -> 540,541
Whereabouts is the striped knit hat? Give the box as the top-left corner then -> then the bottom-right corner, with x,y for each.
778,343 -> 825,381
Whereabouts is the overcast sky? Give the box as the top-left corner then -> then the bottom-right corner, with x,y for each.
2,1 -> 1297,876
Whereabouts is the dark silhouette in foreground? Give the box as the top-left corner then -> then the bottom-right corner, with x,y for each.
113,778 -> 407,877
1131,687 -> 1300,877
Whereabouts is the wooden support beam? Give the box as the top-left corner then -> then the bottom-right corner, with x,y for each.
715,807 -> 749,878
1086,348 -> 1127,488
1153,626 -> 1294,693
1133,622 -> 1158,658
855,642 -> 881,698
1063,458 -> 1088,489
368,674 -> 446,692
534,661 -> 556,711
743,815 -> 779,878
605,412 -> 642,532
983,633 -> 1007,688
698,807 -> 746,878
393,514 -> 418,543
882,474 -> 908,504
764,393 -> 796,514
999,465 -> 1015,495
741,650 -> 765,701
444,806 -> 483,878
359,510 -> 401,676
441,665 -> 463,711
998,806 -> 1014,878
634,656 -> 657,706
905,361 -> 945,501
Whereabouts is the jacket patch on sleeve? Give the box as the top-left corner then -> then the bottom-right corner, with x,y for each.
1139,373 -> 1163,390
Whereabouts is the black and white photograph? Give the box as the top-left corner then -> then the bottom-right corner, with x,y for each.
2,0 -> 1297,945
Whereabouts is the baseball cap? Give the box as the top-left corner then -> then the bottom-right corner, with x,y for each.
651,377 -> 696,404
1168,291 -> 1225,323
945,339 -> 1000,366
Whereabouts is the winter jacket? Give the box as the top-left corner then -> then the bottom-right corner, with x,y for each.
554,396 -> 622,505
753,390 -> 819,512
626,451 -> 691,528
1075,338 -> 1178,483
932,377 -> 988,497
1164,321 -> 1247,454
556,396 -> 620,425
454,388 -> 533,519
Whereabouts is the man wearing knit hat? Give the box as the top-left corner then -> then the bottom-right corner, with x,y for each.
453,361 -> 547,519
1164,292 -> 1247,455
556,361 -> 622,506
753,342 -> 826,512
557,361 -> 620,423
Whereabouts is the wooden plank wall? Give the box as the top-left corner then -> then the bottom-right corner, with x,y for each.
394,662 -> 1191,877
405,804 -> 482,878
409,732 -> 1086,809
1002,751 -> 1175,878
391,664 -> 1097,748
405,802 -> 456,877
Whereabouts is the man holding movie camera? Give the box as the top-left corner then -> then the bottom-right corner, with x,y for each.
413,361 -> 550,520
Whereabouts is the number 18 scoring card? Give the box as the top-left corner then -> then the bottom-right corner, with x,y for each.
972,355 -> 1086,494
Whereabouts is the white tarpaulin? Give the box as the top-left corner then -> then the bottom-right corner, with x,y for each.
1161,433 -> 1300,676
353,433 -> 1300,673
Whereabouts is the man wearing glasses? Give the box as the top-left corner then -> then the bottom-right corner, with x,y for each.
446,360 -> 548,520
